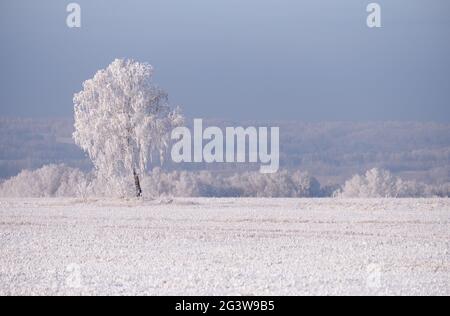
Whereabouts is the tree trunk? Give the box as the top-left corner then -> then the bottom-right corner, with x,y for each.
133,169 -> 142,198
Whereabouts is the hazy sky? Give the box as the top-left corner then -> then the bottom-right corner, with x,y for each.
0,0 -> 449,121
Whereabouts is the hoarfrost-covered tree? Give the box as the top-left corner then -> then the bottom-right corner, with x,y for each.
73,59 -> 183,197
335,168 -> 402,198
0,164 -> 88,198
334,168 -> 431,198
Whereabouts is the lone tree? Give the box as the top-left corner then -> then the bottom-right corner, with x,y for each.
73,59 -> 183,197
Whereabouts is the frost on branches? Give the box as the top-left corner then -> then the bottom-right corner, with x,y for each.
1,165 -> 448,198
334,168 -> 430,198
73,59 -> 183,198
0,164 -> 89,198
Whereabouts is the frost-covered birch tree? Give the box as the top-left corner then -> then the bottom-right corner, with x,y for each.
73,59 -> 183,197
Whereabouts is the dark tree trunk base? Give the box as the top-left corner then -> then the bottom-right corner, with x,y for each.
133,169 -> 142,198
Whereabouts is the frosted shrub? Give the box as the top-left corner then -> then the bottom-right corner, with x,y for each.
139,169 -> 323,198
291,171 -> 323,197
0,164 -> 88,198
432,183 -> 450,197
225,170 -> 322,198
141,168 -> 186,198
335,168 -> 432,198
141,170 -> 227,198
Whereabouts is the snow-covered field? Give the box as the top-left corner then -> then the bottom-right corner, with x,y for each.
0,198 -> 449,296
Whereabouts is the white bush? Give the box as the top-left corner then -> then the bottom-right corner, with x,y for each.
432,183 -> 450,197
228,170 -> 322,198
335,168 -> 432,198
0,164 -> 89,198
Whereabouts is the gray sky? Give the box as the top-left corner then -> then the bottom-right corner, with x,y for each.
0,0 -> 449,121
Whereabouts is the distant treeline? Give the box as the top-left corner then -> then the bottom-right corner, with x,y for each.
0,165 -> 449,198
1,118 -> 449,186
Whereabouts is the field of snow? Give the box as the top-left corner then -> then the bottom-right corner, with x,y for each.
0,198 -> 449,296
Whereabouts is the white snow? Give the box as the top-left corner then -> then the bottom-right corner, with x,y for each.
0,198 -> 449,296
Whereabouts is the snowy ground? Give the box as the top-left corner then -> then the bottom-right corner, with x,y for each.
0,198 -> 449,296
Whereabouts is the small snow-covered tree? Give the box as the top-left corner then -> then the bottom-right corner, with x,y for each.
73,59 -> 183,197
0,164 -> 88,198
334,168 -> 431,198
335,168 -> 399,198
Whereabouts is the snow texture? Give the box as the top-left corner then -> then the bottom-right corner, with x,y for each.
0,198 -> 448,296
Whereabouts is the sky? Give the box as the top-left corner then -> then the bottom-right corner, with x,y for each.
0,0 -> 449,121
